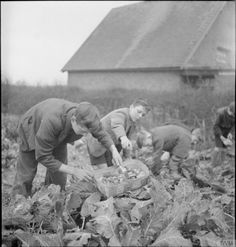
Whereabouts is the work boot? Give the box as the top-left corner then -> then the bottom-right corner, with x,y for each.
168,156 -> 182,180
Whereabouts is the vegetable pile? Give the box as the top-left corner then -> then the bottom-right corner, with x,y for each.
100,167 -> 146,184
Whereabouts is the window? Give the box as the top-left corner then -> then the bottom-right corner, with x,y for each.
181,73 -> 215,90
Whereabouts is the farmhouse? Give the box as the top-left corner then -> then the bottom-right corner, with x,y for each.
62,1 -> 235,92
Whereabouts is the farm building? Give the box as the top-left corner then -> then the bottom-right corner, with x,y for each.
62,1 -> 235,92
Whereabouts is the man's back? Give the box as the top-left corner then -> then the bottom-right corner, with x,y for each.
21,98 -> 76,124
215,107 -> 235,129
18,98 -> 79,151
151,125 -> 191,156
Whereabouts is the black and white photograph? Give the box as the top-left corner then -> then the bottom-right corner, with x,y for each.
1,1 -> 235,246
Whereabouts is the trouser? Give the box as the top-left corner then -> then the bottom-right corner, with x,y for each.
151,155 -> 162,175
12,144 -> 67,198
168,155 -> 183,173
89,145 -> 122,168
214,133 -> 228,148
211,147 -> 226,167
151,153 -> 183,176
211,131 -> 229,167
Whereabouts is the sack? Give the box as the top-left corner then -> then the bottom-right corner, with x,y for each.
94,159 -> 150,198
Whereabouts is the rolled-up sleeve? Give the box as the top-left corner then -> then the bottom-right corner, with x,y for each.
91,122 -> 114,150
35,118 -> 62,172
110,113 -> 126,141
153,138 -> 164,162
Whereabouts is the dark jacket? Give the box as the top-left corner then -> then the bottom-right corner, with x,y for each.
213,107 -> 235,137
151,125 -> 192,159
17,98 -> 113,171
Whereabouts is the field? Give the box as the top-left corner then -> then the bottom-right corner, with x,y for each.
1,83 -> 235,247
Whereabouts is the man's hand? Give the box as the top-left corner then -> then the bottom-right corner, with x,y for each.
110,144 -> 123,167
120,136 -> 133,150
227,133 -> 233,140
160,151 -> 170,162
221,135 -> 233,146
59,164 -> 94,182
73,168 -> 94,182
224,139 -> 233,146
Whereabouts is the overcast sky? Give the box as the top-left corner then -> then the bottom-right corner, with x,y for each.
1,1 -> 140,85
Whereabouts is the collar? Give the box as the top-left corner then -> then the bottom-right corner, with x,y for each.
64,107 -> 77,132
127,108 -> 136,124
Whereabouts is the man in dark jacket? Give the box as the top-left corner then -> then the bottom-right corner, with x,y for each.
211,101 -> 235,167
12,98 -> 123,198
136,124 -> 202,179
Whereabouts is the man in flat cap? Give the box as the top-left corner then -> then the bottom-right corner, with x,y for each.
86,98 -> 151,169
12,98 -> 123,198
136,124 -> 203,180
211,101 -> 235,167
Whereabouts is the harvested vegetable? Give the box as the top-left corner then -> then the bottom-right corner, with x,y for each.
100,167 -> 145,184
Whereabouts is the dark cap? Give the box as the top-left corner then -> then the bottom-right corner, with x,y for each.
74,102 -> 101,129
229,101 -> 235,115
136,129 -> 152,148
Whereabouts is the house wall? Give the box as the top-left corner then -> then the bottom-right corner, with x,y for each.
214,73 -> 235,93
68,70 -> 182,91
67,70 -> 235,92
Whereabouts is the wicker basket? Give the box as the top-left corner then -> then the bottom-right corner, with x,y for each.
94,159 -> 150,198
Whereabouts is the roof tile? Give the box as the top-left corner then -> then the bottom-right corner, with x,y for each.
62,1 -> 226,71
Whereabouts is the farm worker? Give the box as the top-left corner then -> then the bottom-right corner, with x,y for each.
211,101 -> 235,167
136,124 -> 203,180
11,98 -> 123,198
86,98 -> 152,169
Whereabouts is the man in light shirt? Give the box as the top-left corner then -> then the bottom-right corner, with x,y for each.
86,98 -> 151,169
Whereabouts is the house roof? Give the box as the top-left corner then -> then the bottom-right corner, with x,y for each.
62,1 -> 227,72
